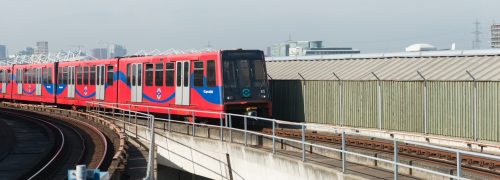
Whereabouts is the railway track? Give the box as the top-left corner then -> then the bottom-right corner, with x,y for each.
263,128 -> 500,179
0,108 -> 111,180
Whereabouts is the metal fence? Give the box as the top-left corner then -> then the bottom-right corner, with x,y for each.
85,101 -> 500,180
270,80 -> 500,142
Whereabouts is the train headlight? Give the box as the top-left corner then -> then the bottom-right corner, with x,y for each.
226,96 -> 234,100
260,94 -> 267,99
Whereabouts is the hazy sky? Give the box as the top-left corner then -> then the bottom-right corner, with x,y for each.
1,0 -> 499,54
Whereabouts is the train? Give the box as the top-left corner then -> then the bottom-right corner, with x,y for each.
0,49 -> 272,120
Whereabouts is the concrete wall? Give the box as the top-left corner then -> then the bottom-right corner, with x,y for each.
120,122 -> 365,180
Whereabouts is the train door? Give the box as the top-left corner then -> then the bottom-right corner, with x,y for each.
35,68 -> 42,96
17,69 -> 22,94
131,63 -> 143,102
67,66 -> 75,98
1,70 -> 5,94
175,61 -> 190,105
95,65 -> 105,100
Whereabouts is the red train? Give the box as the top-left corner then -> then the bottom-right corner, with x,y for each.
0,50 -> 272,120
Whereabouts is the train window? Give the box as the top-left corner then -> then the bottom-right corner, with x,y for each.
29,69 -> 33,84
183,62 -> 189,87
77,66 -> 82,85
0,70 -> 3,83
126,64 -> 131,85
253,59 -> 266,87
165,62 -> 174,87
145,63 -> 153,86
63,67 -> 68,84
238,60 -> 251,87
207,60 -> 216,87
131,64 -> 136,86
107,65 -> 114,86
83,66 -> 89,85
42,68 -> 46,84
90,66 -> 96,85
48,68 -> 52,84
58,67 -> 63,84
155,63 -> 163,86
194,61 -> 204,87
176,62 -> 181,87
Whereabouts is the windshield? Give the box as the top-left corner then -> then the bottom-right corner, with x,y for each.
222,50 -> 268,101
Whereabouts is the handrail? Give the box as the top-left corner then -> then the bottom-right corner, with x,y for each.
86,101 -> 500,180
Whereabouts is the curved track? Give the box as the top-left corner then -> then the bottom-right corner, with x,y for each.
0,108 -> 110,180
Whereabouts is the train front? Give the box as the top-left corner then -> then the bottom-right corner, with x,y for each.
221,50 -> 271,117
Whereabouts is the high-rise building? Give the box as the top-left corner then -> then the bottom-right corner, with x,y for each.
269,40 -> 360,57
18,47 -> 34,56
0,45 -> 6,59
35,41 -> 49,55
492,23 -> 500,48
108,44 -> 127,58
91,48 -> 109,59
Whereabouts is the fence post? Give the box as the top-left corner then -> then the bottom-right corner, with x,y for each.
333,72 -> 344,126
220,114 -> 224,141
372,72 -> 382,130
229,115 -> 232,142
192,111 -> 195,137
301,123 -> 306,161
417,71 -> 428,134
466,70 -> 477,141
272,121 -> 276,154
394,139 -> 399,180
456,152 -> 461,179
168,109 -> 171,132
342,129 -> 346,173
298,73 -> 307,122
244,116 -> 248,146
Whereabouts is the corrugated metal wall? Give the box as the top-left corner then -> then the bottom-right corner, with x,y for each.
270,80 -> 500,142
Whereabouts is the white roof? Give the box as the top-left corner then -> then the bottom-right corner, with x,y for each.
265,49 -> 500,81
405,43 -> 437,52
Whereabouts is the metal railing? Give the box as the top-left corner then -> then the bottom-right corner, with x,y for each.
86,102 -> 155,180
86,101 -> 500,180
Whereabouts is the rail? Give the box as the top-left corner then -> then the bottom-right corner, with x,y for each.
1,102 -> 128,180
86,101 -> 500,180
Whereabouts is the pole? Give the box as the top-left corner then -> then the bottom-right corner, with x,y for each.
417,71 -> 428,134
372,72 -> 382,130
244,116 -> 247,146
333,72 -> 343,126
394,139 -> 399,180
301,123 -> 306,161
272,121 -> 276,153
342,129 -> 346,173
457,152 -> 461,179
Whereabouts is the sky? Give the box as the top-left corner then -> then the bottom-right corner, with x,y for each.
1,0 -> 499,55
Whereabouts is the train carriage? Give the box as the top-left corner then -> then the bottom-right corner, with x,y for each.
11,63 -> 56,103
57,59 -> 119,107
117,50 -> 271,119
0,65 -> 13,100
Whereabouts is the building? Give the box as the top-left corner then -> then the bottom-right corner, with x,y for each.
91,48 -> 109,59
269,40 -> 359,57
108,44 -> 127,58
492,23 -> 500,48
18,47 -> 34,56
0,45 -> 6,59
35,41 -> 49,55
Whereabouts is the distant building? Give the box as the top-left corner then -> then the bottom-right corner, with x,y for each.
108,44 -> 127,58
35,41 -> 49,55
91,48 -> 109,59
492,24 -> 500,48
18,47 -> 34,56
405,43 -> 437,52
269,40 -> 360,57
0,45 -> 6,59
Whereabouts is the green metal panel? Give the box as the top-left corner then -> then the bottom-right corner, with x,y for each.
428,82 -> 473,139
303,80 -> 340,125
477,82 -> 500,142
381,81 -> 424,133
342,81 -> 377,128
